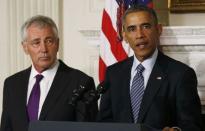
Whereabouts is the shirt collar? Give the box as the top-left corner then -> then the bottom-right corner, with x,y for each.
30,60 -> 59,80
132,48 -> 158,72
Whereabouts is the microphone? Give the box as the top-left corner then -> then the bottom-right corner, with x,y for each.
84,82 -> 108,105
68,82 -> 108,121
96,81 -> 107,94
68,85 -> 87,106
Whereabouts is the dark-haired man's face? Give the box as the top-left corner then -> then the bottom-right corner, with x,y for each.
123,11 -> 162,62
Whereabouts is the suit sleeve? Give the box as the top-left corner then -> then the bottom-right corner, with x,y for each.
0,79 -> 12,131
176,67 -> 203,130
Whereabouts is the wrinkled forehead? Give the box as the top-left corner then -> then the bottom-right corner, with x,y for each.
25,23 -> 57,40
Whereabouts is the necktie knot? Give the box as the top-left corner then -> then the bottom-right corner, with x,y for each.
136,64 -> 144,74
36,74 -> 43,83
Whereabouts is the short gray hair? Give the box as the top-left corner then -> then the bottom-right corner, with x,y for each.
21,15 -> 59,42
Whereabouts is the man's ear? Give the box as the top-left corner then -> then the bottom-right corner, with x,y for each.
122,31 -> 128,43
22,42 -> 29,54
56,38 -> 60,52
157,24 -> 162,36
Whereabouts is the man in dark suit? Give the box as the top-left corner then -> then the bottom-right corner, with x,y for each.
98,5 -> 202,131
0,15 -> 98,131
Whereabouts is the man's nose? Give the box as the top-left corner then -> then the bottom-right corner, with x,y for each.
39,41 -> 47,51
135,28 -> 144,38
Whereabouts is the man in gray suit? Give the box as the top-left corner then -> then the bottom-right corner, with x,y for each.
1,15 -> 98,131
98,5 -> 202,131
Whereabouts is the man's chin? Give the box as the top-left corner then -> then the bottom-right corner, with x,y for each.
39,63 -> 52,70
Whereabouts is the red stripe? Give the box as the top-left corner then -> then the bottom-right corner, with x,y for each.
102,9 -> 128,62
99,57 -> 107,83
147,2 -> 153,8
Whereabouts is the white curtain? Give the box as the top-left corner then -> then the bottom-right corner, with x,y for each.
0,0 -> 60,117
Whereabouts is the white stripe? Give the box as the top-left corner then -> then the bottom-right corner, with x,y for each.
105,0 -> 133,57
104,0 -> 118,31
122,40 -> 133,57
100,31 -> 117,66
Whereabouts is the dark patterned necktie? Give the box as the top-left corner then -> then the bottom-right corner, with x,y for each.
27,74 -> 43,121
130,64 -> 145,123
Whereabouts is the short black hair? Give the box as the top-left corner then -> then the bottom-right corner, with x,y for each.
122,5 -> 158,28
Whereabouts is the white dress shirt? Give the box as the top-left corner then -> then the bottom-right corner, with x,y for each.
130,49 -> 158,90
27,60 -> 59,118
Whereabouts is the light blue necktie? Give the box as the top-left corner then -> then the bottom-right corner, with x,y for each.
130,64 -> 145,123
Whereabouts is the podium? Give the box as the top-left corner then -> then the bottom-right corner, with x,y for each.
29,121 -> 160,131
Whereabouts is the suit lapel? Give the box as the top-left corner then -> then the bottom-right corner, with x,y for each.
39,61 -> 71,120
138,52 -> 167,122
15,68 -> 31,123
119,57 -> 134,122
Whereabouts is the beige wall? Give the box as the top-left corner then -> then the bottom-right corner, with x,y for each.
0,0 -> 205,120
62,0 -> 104,84
169,13 -> 205,26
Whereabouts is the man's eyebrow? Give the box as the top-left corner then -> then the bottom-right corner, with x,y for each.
30,38 -> 40,42
45,36 -> 55,39
141,22 -> 152,26
127,25 -> 136,30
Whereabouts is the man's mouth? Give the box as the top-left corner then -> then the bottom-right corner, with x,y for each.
39,56 -> 49,60
136,42 -> 147,49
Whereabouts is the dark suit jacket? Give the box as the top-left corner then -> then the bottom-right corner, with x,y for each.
98,51 -> 203,131
0,60 -> 98,131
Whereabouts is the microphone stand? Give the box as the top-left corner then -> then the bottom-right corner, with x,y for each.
68,85 -> 90,121
68,85 -> 86,106
83,82 -> 106,105
81,82 -> 107,121
68,82 -> 107,122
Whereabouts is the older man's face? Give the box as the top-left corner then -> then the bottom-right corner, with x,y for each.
22,24 -> 59,73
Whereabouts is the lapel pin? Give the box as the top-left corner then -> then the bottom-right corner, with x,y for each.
156,77 -> 162,80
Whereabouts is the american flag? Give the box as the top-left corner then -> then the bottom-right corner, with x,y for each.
99,0 -> 153,82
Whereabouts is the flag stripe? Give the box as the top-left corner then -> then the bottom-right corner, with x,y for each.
147,2 -> 153,8
99,0 -> 153,82
104,0 -> 118,31
100,31 -> 117,65
101,9 -> 128,61
99,57 -> 107,82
